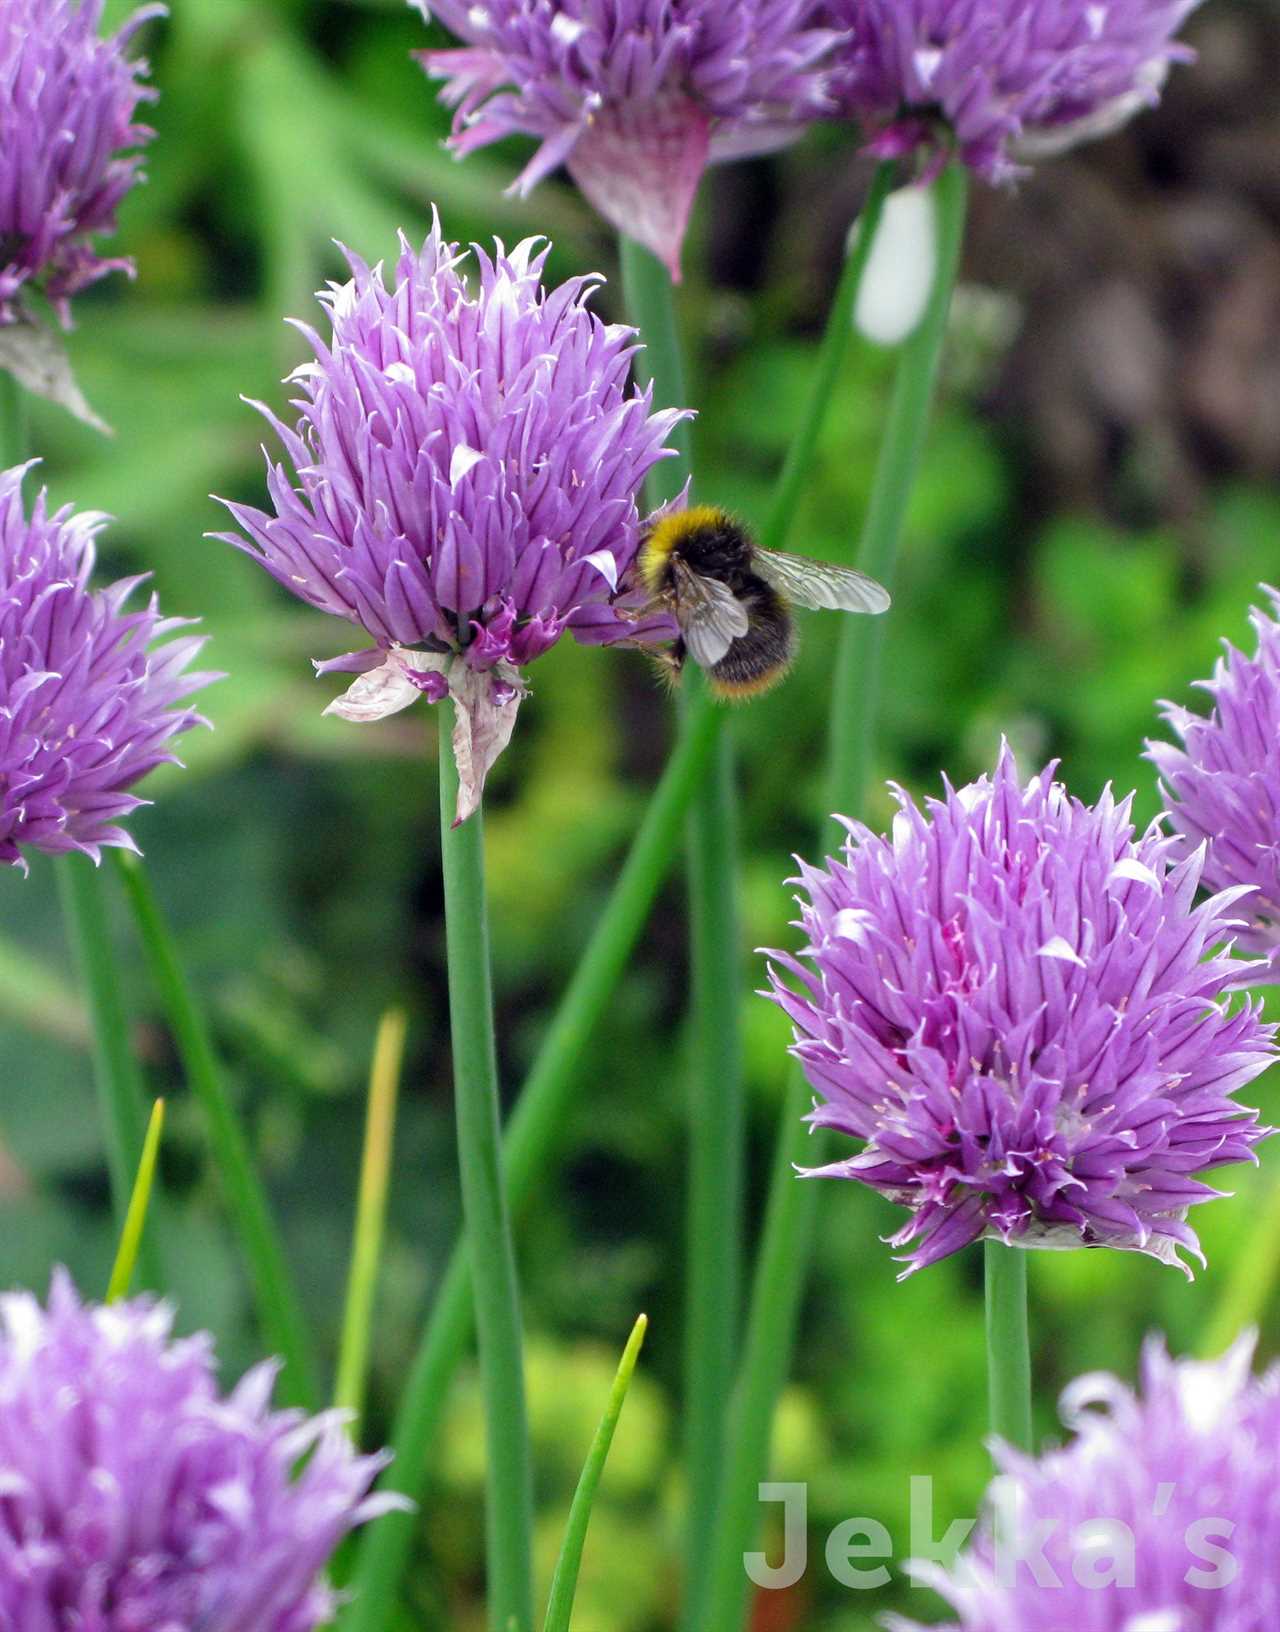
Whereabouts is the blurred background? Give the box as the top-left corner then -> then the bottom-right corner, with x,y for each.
4,1 -> 1280,1627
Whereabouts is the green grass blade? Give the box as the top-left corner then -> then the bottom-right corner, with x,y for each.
55,852 -> 164,1289
335,1008 -> 407,1424
112,849 -> 320,1408
542,1314 -> 650,1632
106,1098 -> 166,1303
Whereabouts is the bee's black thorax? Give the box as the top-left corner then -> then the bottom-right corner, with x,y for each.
661,515 -> 756,591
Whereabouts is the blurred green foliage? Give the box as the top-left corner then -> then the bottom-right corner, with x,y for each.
3,2 -> 1280,1630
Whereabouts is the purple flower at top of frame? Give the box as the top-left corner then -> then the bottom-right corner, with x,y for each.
1147,588 -> 1280,978
0,0 -> 165,327
0,462 -> 215,870
0,1269 -> 404,1632
413,0 -> 845,278
892,1334 -> 1280,1630
766,744 -> 1275,1276
216,215 -> 686,821
831,0 -> 1199,183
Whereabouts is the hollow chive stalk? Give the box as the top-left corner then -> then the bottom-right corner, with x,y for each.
438,702 -> 533,1632
697,162 -> 971,1632
112,849 -> 321,1408
341,687 -> 720,1632
985,1241 -> 1032,1452
341,167 -> 901,1632
618,233 -> 746,1624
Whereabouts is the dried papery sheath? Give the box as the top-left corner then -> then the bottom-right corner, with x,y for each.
766,744 -> 1274,1276
832,0 -> 1199,183
0,1270 -> 405,1632
216,216 -> 686,821
1148,588 -> 1280,978
413,1 -> 844,277
891,1334 -> 1280,1629
0,0 -> 164,327
0,462 -> 215,870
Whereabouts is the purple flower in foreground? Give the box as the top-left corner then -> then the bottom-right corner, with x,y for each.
414,1 -> 843,277
0,0 -> 164,326
0,1270 -> 402,1632
766,745 -> 1274,1276
1147,588 -> 1280,976
217,217 -> 685,821
893,1335 -> 1280,1630
832,0 -> 1198,183
0,462 -> 214,870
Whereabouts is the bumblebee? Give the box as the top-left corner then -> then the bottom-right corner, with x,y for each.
637,505 -> 890,700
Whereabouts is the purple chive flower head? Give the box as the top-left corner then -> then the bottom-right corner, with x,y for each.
413,1 -> 844,278
0,1270 -> 401,1632
217,217 -> 686,821
833,0 -> 1199,183
895,1334 -> 1280,1630
0,462 -> 214,870
0,0 -> 164,327
1147,588 -> 1280,976
766,745 -> 1275,1276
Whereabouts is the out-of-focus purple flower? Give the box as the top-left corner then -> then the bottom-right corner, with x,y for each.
893,1334 -> 1280,1630
216,217 -> 685,821
0,1269 -> 403,1632
0,0 -> 164,327
766,745 -> 1274,1276
413,1 -> 844,278
0,462 -> 214,870
832,0 -> 1199,183
1148,588 -> 1280,977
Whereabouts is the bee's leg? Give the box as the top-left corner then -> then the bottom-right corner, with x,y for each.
646,637 -> 685,692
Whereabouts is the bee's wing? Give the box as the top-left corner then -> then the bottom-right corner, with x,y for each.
671,558 -> 750,667
753,548 -> 891,614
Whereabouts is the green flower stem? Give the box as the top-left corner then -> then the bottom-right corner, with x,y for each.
55,852 -> 164,1289
342,689 -> 720,1632
757,161 -> 895,554
619,234 -> 747,1620
341,183 -> 910,1632
438,702 -> 533,1632
106,1097 -> 166,1303
112,849 -> 321,1409
618,236 -> 693,505
542,1314 -> 649,1632
335,1007 -> 407,1425
0,370 -> 26,464
698,162 -> 970,1632
985,1241 -> 1032,1452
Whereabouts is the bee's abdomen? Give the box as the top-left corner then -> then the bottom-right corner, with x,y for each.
709,581 -> 794,700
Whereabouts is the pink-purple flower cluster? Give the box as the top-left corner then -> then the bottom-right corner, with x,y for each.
1148,588 -> 1280,976
895,1335 -> 1280,1629
767,746 -> 1274,1275
832,0 -> 1199,182
0,462 -> 213,870
414,0 -> 844,276
0,1271 -> 400,1632
0,0 -> 164,327
217,218 -> 685,820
